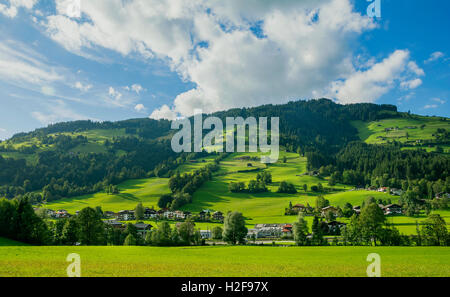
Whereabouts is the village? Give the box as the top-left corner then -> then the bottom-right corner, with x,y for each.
34,184 -> 449,243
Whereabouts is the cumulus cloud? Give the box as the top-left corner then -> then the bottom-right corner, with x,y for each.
149,104 -> 177,120
331,50 -> 423,103
134,104 -> 146,112
425,51 -> 445,64
41,0 -> 423,117
0,0 -> 37,18
400,78 -> 422,90
74,81 -> 93,92
131,84 -> 144,94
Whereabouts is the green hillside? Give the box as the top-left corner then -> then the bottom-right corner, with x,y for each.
42,177 -> 170,213
41,150 -> 450,234
352,115 -> 450,152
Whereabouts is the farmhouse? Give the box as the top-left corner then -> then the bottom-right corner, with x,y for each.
144,208 -> 157,219
134,222 -> 153,237
383,204 -> 403,215
200,230 -> 212,239
249,224 -> 293,238
293,204 -> 306,212
321,206 -> 339,217
282,224 -> 293,236
55,209 -> 70,218
104,220 -> 125,230
104,211 -> 116,218
326,221 -> 346,233
390,188 -> 403,196
212,211 -> 224,221
116,210 -> 135,221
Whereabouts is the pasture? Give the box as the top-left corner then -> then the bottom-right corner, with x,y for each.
0,245 -> 448,277
352,116 -> 450,153
43,178 -> 170,213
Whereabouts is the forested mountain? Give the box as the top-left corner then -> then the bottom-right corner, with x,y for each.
0,98 -> 447,203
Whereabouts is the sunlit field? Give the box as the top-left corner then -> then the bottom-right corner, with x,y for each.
0,244 -> 448,277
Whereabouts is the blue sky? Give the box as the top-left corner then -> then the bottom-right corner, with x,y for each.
0,0 -> 448,139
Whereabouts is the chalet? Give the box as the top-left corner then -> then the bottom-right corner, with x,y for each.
199,209 -> 214,220
251,224 -> 291,238
383,204 -> 403,215
134,222 -> 153,237
390,188 -> 403,196
174,210 -> 187,220
326,221 -> 346,233
292,204 -> 306,212
321,206 -> 339,217
353,206 -> 361,215
55,209 -> 70,218
104,211 -> 116,218
116,210 -> 135,221
282,224 -> 293,236
378,187 -> 388,193
163,211 -> 176,220
104,220 -> 125,230
199,230 -> 212,239
144,208 -> 157,219
212,211 -> 224,221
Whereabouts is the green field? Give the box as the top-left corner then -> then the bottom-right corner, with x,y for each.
182,152 -> 386,226
352,116 -> 450,152
0,245 -> 448,277
43,178 -> 170,213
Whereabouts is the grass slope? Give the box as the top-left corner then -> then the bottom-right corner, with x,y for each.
182,152 -> 386,226
43,178 -> 170,213
0,246 -> 448,277
352,116 -> 450,152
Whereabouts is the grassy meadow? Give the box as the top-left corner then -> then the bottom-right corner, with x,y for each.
0,244 -> 448,277
352,116 -> 450,152
43,177 -> 170,213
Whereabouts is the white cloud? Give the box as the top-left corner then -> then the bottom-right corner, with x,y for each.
42,0 -> 425,117
31,99 -> 91,125
131,84 -> 144,94
0,40 -> 62,86
407,61 -> 425,76
149,104 -> 177,120
431,98 -> 446,104
134,103 -> 145,112
108,87 -> 122,100
74,81 -> 93,92
425,51 -> 445,64
0,0 -> 37,18
331,50 -> 423,103
424,104 -> 438,109
400,78 -> 422,90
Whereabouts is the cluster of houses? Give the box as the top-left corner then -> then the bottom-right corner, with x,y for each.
287,201 -> 403,218
359,186 -> 403,196
247,224 -> 293,239
34,209 -> 72,219
104,220 -> 153,237
103,208 -> 225,222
